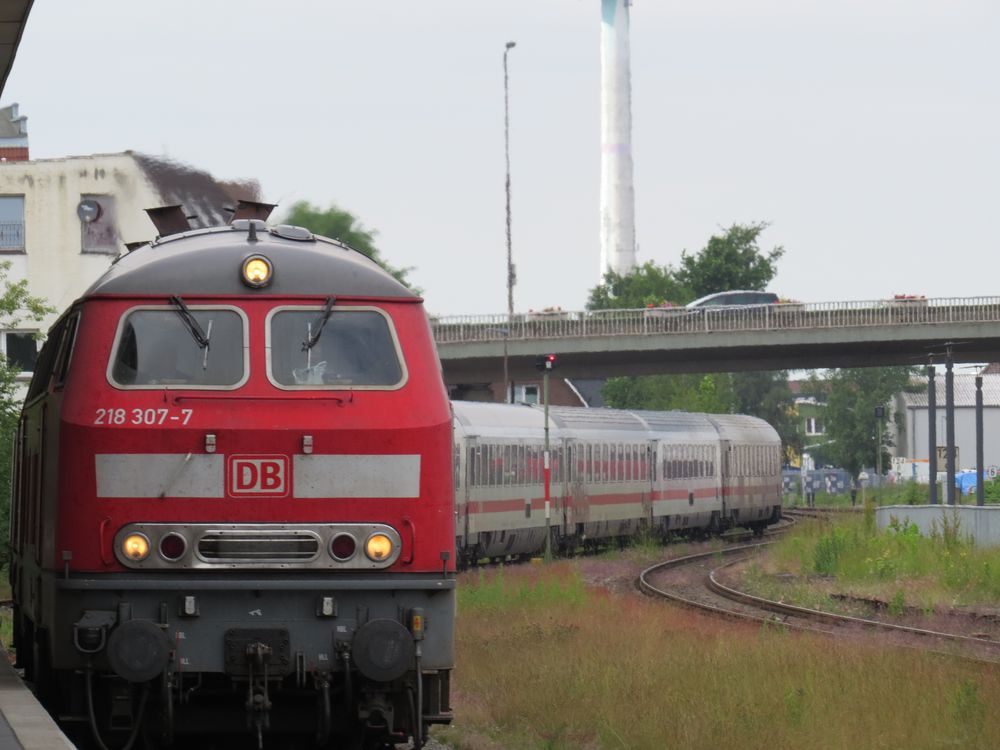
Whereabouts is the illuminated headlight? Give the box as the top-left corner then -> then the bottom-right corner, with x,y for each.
122,533 -> 151,562
241,255 -> 273,288
365,533 -> 394,562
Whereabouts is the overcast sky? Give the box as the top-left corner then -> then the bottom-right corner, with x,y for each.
6,1 -> 997,316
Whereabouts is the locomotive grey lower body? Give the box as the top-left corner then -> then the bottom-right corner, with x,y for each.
17,571 -> 454,748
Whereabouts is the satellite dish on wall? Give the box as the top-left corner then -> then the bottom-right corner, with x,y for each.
77,198 -> 102,223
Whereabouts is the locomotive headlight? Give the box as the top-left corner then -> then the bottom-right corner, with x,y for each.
122,533 -> 151,562
365,533 -> 393,562
241,255 -> 273,288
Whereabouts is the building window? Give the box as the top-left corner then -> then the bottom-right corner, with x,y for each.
0,196 -> 25,252
515,384 -> 539,404
805,417 -> 824,436
79,195 -> 119,253
3,331 -> 38,375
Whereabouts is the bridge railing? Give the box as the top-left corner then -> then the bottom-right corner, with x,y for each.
430,297 -> 1000,344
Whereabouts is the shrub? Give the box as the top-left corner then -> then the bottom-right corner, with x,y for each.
813,528 -> 848,575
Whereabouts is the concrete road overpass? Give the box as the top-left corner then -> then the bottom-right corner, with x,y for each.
433,297 -> 1000,384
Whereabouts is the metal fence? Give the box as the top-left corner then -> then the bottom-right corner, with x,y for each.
431,297 -> 1000,345
0,221 -> 23,250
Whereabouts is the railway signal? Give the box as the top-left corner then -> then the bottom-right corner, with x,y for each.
535,354 -> 557,371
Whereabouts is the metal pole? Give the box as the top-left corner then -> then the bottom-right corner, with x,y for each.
543,367 -> 552,561
946,351 -> 956,505
502,41 -> 516,403
928,365 -> 937,504
977,375 -> 984,506
876,421 -> 883,481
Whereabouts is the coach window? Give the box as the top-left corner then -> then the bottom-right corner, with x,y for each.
267,306 -> 405,389
109,306 -> 247,389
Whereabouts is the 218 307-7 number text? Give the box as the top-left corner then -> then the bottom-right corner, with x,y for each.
94,408 -> 193,426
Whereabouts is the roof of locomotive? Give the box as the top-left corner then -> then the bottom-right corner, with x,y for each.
83,221 -> 418,299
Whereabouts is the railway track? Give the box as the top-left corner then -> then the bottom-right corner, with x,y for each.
638,536 -> 1000,665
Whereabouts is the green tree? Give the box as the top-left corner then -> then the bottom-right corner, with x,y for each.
587,223 -> 784,311
281,201 -> 418,291
814,367 -> 917,477
603,373 -> 736,414
675,221 -> 784,298
587,261 -> 691,310
0,262 -> 55,567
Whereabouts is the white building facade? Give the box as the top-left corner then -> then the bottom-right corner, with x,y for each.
0,109 -> 255,380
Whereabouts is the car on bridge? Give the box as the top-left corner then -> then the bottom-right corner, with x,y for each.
686,290 -> 780,308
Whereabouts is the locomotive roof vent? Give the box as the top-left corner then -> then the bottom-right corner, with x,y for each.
229,199 -> 276,223
270,224 -> 314,242
145,205 -> 193,238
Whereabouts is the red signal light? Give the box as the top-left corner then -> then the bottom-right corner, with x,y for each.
159,533 -> 187,561
535,354 -> 558,371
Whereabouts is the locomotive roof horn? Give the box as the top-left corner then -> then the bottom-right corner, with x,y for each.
145,205 -> 192,238
229,199 -> 277,223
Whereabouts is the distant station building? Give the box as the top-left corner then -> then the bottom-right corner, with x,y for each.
0,104 -> 260,380
892,370 -> 1000,475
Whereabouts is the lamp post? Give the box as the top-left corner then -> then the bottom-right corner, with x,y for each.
502,40 -> 516,403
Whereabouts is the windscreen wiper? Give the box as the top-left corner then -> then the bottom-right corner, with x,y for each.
171,295 -> 210,349
302,296 -> 336,351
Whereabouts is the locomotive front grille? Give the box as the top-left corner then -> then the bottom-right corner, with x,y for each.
197,530 -> 320,563
113,523 -> 403,570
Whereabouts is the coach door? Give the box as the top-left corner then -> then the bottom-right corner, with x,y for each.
458,438 -> 477,548
720,440 -> 732,521
642,442 -> 655,525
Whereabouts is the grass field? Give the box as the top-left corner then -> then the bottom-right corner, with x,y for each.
759,508 -> 1000,609
436,554 -> 1000,750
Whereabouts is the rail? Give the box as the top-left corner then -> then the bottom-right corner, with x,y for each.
430,297 -> 1000,345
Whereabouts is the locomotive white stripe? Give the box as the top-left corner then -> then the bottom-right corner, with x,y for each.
96,454 -> 224,498
293,455 -> 420,498
95,454 -> 422,499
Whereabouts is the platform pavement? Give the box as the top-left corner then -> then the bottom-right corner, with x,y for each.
0,650 -> 75,749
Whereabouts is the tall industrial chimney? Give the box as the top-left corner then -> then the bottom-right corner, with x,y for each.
599,0 -> 637,279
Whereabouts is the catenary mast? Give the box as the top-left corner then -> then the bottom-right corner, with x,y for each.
599,0 -> 637,278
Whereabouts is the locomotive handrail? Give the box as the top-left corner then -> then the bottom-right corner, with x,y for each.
429,296 -> 1000,344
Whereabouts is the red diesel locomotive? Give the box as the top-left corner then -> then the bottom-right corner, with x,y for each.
10,208 -> 454,749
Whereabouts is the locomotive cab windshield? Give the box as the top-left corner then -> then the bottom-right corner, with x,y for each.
109,305 -> 248,388
267,305 -> 406,388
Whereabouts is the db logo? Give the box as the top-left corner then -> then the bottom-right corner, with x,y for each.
228,455 -> 289,497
